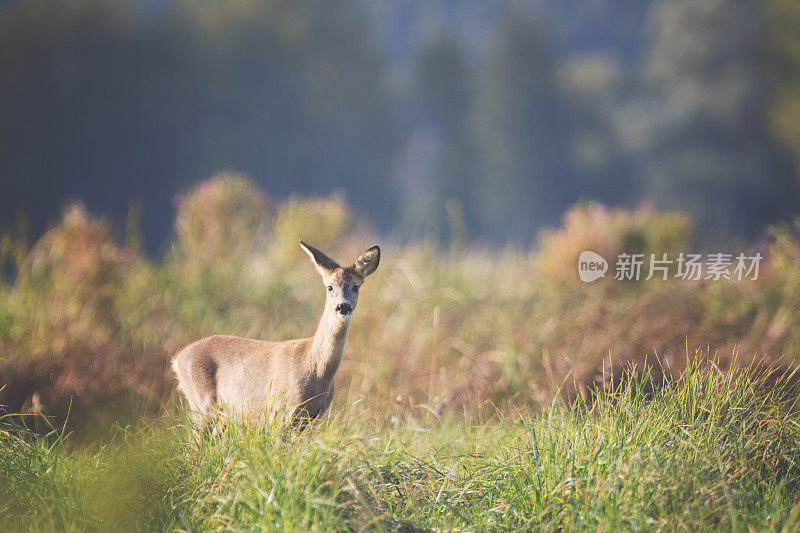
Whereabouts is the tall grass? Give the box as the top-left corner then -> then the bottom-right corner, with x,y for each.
0,174 -> 799,434
1,356 -> 798,531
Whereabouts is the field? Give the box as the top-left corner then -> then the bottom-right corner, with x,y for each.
1,175 -> 800,530
2,361 -> 799,531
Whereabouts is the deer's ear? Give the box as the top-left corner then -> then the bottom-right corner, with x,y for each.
299,240 -> 340,275
354,245 -> 380,278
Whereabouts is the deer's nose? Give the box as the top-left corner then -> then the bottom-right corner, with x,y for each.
335,303 -> 352,315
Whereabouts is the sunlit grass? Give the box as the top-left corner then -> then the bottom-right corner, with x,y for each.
2,358 -> 798,531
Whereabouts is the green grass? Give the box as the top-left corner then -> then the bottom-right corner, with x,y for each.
2,360 -> 799,532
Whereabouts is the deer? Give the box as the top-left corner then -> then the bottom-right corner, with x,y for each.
172,241 -> 380,429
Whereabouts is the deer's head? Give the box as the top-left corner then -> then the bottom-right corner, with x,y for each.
300,241 -> 380,320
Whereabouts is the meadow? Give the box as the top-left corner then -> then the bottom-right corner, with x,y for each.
2,361 -> 799,531
1,174 -> 799,530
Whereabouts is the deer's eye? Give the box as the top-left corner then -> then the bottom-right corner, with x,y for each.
352,285 -> 359,293
327,286 -> 333,292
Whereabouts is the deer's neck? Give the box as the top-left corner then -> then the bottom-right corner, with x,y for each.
308,307 -> 349,381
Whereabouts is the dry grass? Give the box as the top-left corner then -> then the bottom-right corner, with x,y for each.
0,174 -> 798,435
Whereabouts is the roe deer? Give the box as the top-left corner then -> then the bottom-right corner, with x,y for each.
172,241 -> 380,428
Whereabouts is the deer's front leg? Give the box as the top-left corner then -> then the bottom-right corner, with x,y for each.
290,387 -> 334,429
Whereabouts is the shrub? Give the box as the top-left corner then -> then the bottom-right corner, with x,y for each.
0,204 -> 143,426
536,201 -> 692,284
173,172 -> 271,271
270,191 -> 361,266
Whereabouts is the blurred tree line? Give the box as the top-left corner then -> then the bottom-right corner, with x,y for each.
0,0 -> 798,251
